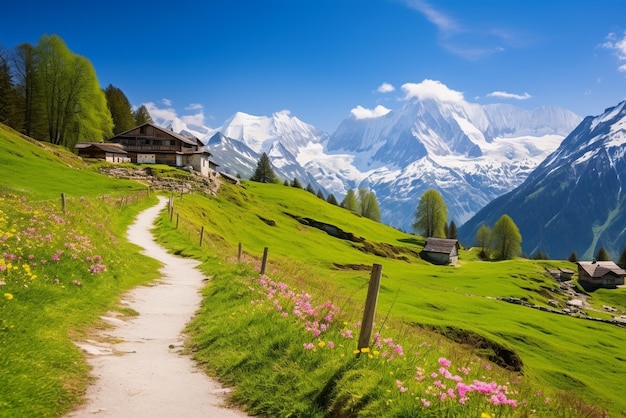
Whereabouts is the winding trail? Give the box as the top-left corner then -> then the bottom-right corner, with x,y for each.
67,196 -> 249,417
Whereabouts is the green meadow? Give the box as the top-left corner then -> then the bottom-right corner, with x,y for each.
1,122 -> 625,417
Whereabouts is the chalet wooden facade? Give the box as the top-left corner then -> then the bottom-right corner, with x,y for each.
577,261 -> 626,289
420,238 -> 460,265
75,142 -> 130,163
105,123 -> 217,177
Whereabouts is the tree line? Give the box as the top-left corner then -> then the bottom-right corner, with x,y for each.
0,35 -> 152,150
250,152 -> 381,222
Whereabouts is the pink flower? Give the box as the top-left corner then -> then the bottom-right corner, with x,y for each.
438,357 -> 451,368
303,343 -> 315,350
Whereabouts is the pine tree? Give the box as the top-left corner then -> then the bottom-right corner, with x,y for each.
0,47 -> 15,126
617,247 -> 626,269
12,43 -> 42,138
595,246 -> 610,261
283,179 -> 289,186
326,193 -> 338,206
104,84 -> 135,134
291,177 -> 302,188
250,152 -> 277,183
447,221 -> 458,239
134,105 -> 153,125
568,252 -> 578,263
316,189 -> 324,199
306,184 -> 315,194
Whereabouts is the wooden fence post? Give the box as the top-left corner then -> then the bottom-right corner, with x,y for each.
61,193 -> 66,213
260,247 -> 269,275
199,226 -> 204,246
357,263 -> 383,352
238,242 -> 243,262
176,213 -> 179,229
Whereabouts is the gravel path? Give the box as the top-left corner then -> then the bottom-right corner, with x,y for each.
66,196 -> 249,417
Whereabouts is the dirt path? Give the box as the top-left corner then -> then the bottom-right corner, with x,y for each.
67,196 -> 249,417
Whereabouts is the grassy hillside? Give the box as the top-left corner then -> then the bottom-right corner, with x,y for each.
2,122 -> 624,416
154,181 -> 626,416
0,125 -> 161,416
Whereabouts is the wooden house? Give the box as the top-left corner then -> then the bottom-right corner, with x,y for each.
577,260 -> 626,289
105,123 -> 217,177
421,238 -> 460,265
75,142 -> 130,163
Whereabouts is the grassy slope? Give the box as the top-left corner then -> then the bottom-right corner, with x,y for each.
158,181 -> 626,415
0,125 -> 161,416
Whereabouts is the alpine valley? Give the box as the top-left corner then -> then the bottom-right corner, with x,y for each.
151,81 -> 626,259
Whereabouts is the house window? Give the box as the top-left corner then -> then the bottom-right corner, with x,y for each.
145,139 -> 150,145
139,125 -> 146,135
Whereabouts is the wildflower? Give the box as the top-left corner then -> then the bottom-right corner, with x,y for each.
327,341 -> 334,349
481,414 -> 492,418
360,347 -> 370,353
421,398 -> 431,407
318,341 -> 326,348
438,357 -> 451,368
303,343 -> 315,350
4,293 -> 13,300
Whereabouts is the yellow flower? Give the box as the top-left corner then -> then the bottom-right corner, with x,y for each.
4,293 -> 13,300
318,341 -> 326,348
353,349 -> 360,355
481,413 -> 492,418
360,347 -> 370,353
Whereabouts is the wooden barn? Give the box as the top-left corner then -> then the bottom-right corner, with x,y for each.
75,142 -> 129,163
577,260 -> 626,289
421,238 -> 460,265
106,123 -> 217,176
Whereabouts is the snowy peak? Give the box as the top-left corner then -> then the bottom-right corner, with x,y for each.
215,110 -> 327,155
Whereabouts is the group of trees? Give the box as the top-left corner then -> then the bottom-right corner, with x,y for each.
413,189 -> 522,261
0,35 -> 152,149
250,153 -> 381,222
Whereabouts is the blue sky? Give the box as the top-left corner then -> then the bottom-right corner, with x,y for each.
3,0 -> 626,132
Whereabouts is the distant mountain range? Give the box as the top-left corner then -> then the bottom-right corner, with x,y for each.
459,100 -> 626,260
153,85 -> 580,234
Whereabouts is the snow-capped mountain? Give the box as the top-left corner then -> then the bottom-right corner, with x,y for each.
311,96 -> 580,231
213,110 -> 328,157
459,100 -> 626,260
149,81 -> 581,233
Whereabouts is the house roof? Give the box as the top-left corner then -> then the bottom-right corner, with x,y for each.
110,123 -> 200,147
75,142 -> 127,154
577,261 -> 626,278
422,238 -> 459,254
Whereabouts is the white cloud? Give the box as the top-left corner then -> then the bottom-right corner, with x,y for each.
601,31 -> 626,71
487,91 -> 532,100
185,103 -> 203,111
403,0 -> 510,60
181,112 -> 205,126
377,82 -> 396,93
161,98 -> 173,106
144,101 -> 177,121
350,105 -> 391,120
404,0 -> 459,35
401,79 -> 465,103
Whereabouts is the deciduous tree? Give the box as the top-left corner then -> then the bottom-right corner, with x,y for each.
341,189 -> 359,212
36,35 -> 112,147
492,215 -> 522,260
359,188 -> 381,222
413,189 -> 447,238
475,224 -> 492,259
